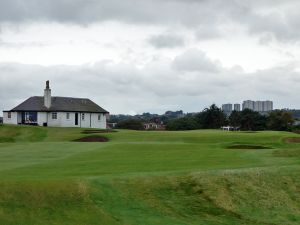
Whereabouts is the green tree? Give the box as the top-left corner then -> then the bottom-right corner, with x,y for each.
240,109 -> 267,131
229,110 -> 241,128
196,104 -> 227,129
166,116 -> 199,131
116,119 -> 144,130
267,110 -> 294,131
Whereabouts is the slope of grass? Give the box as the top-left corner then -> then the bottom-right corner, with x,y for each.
0,125 -> 300,224
89,166 -> 300,225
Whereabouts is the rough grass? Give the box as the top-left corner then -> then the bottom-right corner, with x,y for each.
96,167 -> 300,225
0,181 -> 119,225
1,125 -> 300,224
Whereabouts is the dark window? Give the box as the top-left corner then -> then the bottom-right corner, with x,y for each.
22,112 -> 38,124
8,112 -> 11,119
75,113 -> 78,125
82,113 -> 85,120
66,113 -> 70,120
98,114 -> 101,120
52,112 -> 57,120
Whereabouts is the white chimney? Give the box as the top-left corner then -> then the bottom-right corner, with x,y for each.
44,80 -> 51,108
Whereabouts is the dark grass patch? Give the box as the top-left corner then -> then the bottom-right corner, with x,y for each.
227,144 -> 272,149
81,129 -> 117,134
285,137 -> 300,143
73,135 -> 109,142
0,137 -> 15,143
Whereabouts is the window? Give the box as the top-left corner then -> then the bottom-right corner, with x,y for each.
8,112 -> 11,119
98,114 -> 101,121
81,113 -> 85,120
52,112 -> 57,120
66,113 -> 70,120
24,112 -> 37,123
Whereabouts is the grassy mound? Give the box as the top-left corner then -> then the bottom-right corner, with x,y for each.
1,168 -> 300,225
97,168 -> 300,225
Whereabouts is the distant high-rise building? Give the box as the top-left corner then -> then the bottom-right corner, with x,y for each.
242,100 -> 255,111
263,100 -> 273,111
234,104 -> 241,111
254,101 -> 264,112
243,100 -> 273,112
222,103 -> 233,115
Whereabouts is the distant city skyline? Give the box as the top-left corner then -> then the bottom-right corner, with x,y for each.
222,100 -> 273,115
242,100 -> 273,112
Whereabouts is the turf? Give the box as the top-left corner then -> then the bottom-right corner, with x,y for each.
0,125 -> 300,224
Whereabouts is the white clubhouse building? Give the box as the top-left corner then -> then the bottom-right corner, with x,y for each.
3,81 -> 108,129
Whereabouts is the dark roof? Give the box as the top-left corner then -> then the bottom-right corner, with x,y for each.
9,96 -> 109,113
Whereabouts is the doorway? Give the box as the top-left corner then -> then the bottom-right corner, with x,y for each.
75,113 -> 78,125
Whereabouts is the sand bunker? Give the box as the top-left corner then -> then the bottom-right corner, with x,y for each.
81,129 -> 116,134
285,137 -> 300,143
227,144 -> 272,149
74,136 -> 109,142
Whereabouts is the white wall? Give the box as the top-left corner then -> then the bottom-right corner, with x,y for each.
3,111 -> 107,129
47,112 -> 78,128
37,112 -> 47,126
91,113 -> 106,129
46,112 -> 106,128
80,112 -> 90,128
3,112 -> 18,125
79,112 -> 107,129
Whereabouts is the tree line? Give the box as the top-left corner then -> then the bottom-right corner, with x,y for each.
113,104 -> 297,131
166,104 -> 295,131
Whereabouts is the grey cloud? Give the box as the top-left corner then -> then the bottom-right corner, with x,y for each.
1,0 -> 300,42
195,25 -> 221,40
0,0 -> 218,25
148,34 -> 185,48
172,49 -> 221,72
227,0 -> 300,42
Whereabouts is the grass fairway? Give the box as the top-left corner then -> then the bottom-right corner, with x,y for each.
0,125 -> 300,224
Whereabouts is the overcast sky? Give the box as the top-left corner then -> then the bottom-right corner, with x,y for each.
1,0 -> 300,115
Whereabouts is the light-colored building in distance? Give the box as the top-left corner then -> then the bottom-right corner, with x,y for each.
264,100 -> 273,112
242,100 -> 273,112
222,103 -> 233,116
242,100 -> 255,111
234,104 -> 241,111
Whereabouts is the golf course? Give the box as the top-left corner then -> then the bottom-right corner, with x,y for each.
0,125 -> 300,224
